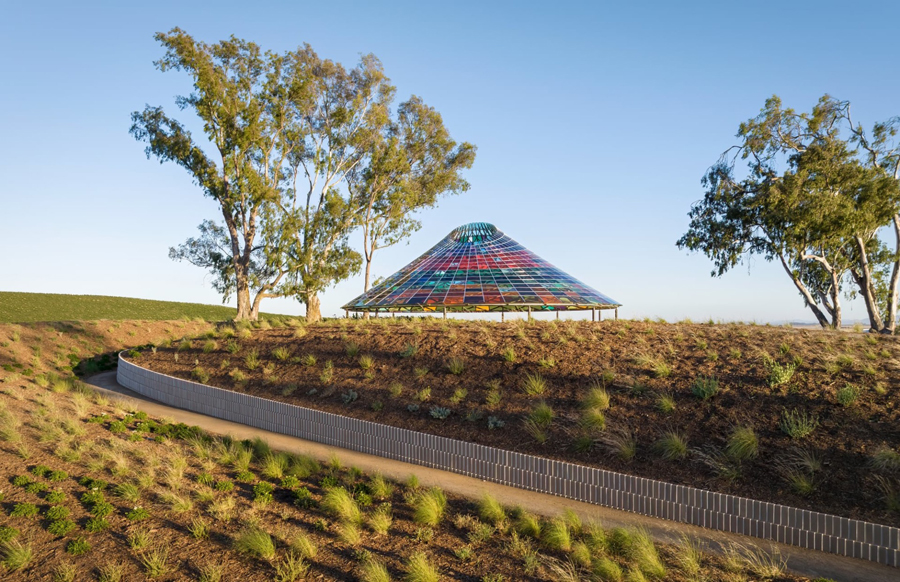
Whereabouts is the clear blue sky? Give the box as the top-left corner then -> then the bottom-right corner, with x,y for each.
2,0 -> 898,322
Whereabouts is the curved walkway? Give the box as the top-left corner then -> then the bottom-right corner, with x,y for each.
86,371 -> 893,582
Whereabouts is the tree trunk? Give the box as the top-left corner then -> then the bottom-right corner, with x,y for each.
852,236 -> 886,332
779,255 -> 831,329
235,271 -> 253,321
830,277 -> 842,330
885,215 -> 900,334
304,293 -> 322,323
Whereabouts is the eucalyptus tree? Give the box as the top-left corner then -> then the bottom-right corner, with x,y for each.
678,95 -> 900,330
276,52 -> 395,322
348,96 -> 477,292
130,29 -> 304,320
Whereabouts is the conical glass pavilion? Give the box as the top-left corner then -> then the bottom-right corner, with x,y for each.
343,222 -> 621,317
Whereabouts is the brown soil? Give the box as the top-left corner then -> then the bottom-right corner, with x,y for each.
0,359 -> 808,581
129,318 -> 900,529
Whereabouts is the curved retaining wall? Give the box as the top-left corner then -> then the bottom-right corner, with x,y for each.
118,354 -> 899,567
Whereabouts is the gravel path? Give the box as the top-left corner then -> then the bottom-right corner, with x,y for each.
85,370 -> 895,582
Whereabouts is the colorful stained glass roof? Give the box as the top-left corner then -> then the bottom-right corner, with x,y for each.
343,222 -> 621,313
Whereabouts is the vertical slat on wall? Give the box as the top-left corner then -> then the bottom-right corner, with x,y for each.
117,355 -> 899,568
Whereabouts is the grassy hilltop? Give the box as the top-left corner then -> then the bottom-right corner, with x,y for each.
0,292 -> 286,324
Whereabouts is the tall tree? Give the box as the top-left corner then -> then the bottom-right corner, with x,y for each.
276,52 -> 395,322
349,96 -> 477,292
677,95 -> 900,329
130,29 -> 302,320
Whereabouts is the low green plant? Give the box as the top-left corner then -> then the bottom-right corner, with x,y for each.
272,346 -> 291,361
1,539 -> 32,571
125,506 -> 150,521
478,493 -> 506,525
274,551 -> 309,582
140,547 -> 169,578
322,487 -> 362,524
359,558 -> 392,582
501,347 -> 517,363
345,342 -> 360,357
191,367 -> 210,384
446,357 -> 465,375
127,528 -> 151,550
601,427 -> 637,461
871,448 -> 900,473
54,562 -> 78,582
656,393 -> 675,414
655,432 -> 688,461
47,518 -> 76,537
0,526 -> 19,543
726,426 -> 759,462
836,383 -> 860,407
405,552 -> 439,582
542,518 -> 572,552
413,487 -> 447,526
359,355 -> 375,370
245,349 -> 260,370
65,536 -> 91,556
522,373 -> 546,396
765,358 -> 796,387
691,376 -> 719,400
234,528 -> 276,560
10,502 -> 38,518
449,388 -> 468,404
779,409 -> 819,439
189,517 -> 210,539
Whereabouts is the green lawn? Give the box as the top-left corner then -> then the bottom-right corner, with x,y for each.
0,292 -> 286,323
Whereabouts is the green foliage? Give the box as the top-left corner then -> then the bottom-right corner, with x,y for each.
1,539 -> 32,571
47,519 -> 76,537
522,373 -> 546,396
0,527 -> 19,544
234,528 -> 276,560
691,376 -> 719,400
779,409 -> 819,439
765,359 -> 797,387
501,347 -> 517,363
726,426 -> 759,462
404,551 -> 440,582
359,558 -> 392,582
141,548 -> 169,578
322,487 -> 363,524
654,432 -> 688,461
126,507 -> 150,521
446,357 -> 465,375
836,383 -> 860,406
45,506 -> 71,521
10,502 -> 38,518
274,552 -> 309,582
65,536 -> 91,556
478,493 -> 506,525
542,518 -> 572,552
413,487 -> 447,526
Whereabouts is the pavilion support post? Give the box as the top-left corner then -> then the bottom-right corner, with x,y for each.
556,311 -> 559,321
599,309 -> 602,322
501,312 -> 505,322
345,310 -> 348,319
375,310 -> 379,319
527,307 -> 532,321
443,308 -> 446,320
592,309 -> 595,322
615,307 -> 618,321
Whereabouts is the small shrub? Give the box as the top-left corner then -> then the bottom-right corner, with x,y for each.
45,505 -> 71,521
691,376 -> 719,400
47,470 -> 67,482
234,528 -> 276,560
125,507 -> 150,521
656,394 -> 675,414
413,487 -> 447,526
529,401 -> 555,428
202,340 -> 218,354
726,426 -> 759,462
413,366 -> 429,379
359,558 -> 391,582
766,359 -> 796,387
191,367 -> 210,384
85,517 -> 110,533
429,406 -> 451,420
214,479 -> 234,492
779,409 -> 819,439
400,342 -> 419,358
446,357 -> 465,375
388,382 -> 403,398
66,536 -> 91,556
253,482 -> 275,505
584,384 -> 610,410
274,551 -> 309,582
836,384 -> 860,407
245,350 -> 260,370
10,502 -> 38,518
655,432 -> 688,461
45,490 -> 66,504
478,493 -> 506,525
322,487 -> 362,524
47,519 -> 76,537
1,539 -> 32,571
485,388 -> 502,408
449,388 -> 468,404
272,346 -> 291,361
522,373 -> 546,396
487,416 -> 505,430
416,387 -> 431,402
141,547 -> 169,578
405,552 -> 439,582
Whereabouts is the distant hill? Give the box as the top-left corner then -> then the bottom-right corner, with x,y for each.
0,292 -> 287,323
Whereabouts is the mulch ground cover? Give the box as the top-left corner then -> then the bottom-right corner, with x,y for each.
130,318 -> 900,529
